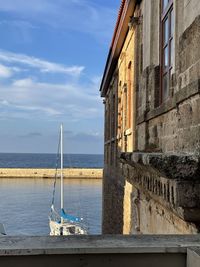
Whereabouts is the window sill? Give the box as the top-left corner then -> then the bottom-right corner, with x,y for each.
137,79 -> 200,125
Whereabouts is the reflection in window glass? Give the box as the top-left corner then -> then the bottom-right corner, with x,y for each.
164,46 -> 169,69
164,18 -> 169,45
162,0 -> 169,11
170,39 -> 174,68
170,9 -> 174,37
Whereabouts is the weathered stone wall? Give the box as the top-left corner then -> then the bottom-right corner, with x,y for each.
101,0 -> 200,235
136,192 -> 198,234
0,168 -> 102,179
147,94 -> 200,154
136,13 -> 200,154
120,152 -> 200,234
123,181 -> 133,234
142,0 -> 160,69
117,25 -> 136,153
102,9 -> 137,233
102,166 -> 124,234
183,0 -> 200,32
126,7 -> 200,233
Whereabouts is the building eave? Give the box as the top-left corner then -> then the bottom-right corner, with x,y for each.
100,0 -> 136,97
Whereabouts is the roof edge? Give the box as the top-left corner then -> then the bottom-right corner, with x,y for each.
100,0 -> 136,97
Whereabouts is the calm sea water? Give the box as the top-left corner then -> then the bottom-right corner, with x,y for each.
0,153 -> 103,235
0,153 -> 104,168
0,178 -> 102,235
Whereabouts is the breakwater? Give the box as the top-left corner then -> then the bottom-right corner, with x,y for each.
0,168 -> 102,179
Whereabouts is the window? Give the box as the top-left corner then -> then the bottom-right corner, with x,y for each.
108,101 -> 111,140
112,93 -> 116,138
161,0 -> 174,102
124,85 -> 127,130
118,81 -> 122,136
127,62 -> 132,129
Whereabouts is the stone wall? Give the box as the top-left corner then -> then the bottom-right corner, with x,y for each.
101,0 -> 200,235
0,168 -> 102,179
120,152 -> 200,234
120,11 -> 200,233
102,9 -> 137,233
136,192 -> 198,234
102,166 -> 124,234
136,14 -> 200,154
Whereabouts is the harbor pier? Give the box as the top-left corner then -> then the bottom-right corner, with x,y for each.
0,168 -> 102,179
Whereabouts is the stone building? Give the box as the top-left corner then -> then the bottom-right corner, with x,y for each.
100,0 -> 200,234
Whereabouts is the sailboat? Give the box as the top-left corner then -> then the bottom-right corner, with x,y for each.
0,223 -> 6,236
49,124 -> 87,235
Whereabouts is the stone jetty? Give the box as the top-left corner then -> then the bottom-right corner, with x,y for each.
0,168 -> 102,179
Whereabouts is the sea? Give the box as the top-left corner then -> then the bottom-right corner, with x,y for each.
0,153 -> 103,235
0,153 -> 103,169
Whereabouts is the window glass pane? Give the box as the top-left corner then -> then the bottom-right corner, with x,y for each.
162,0 -> 169,12
163,46 -> 169,70
163,74 -> 169,100
164,18 -> 169,44
170,39 -> 174,68
170,9 -> 174,37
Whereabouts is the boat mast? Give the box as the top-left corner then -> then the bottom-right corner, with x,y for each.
60,123 -> 64,222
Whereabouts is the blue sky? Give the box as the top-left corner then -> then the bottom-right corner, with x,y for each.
0,0 -> 120,154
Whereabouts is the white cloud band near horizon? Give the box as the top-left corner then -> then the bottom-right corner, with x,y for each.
0,50 -> 85,76
0,74 -> 103,121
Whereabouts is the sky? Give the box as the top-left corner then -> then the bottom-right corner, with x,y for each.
0,0 -> 120,154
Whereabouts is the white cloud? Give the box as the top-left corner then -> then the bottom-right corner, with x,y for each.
0,98 -> 62,116
15,104 -> 62,116
65,130 -> 103,142
0,50 -> 85,76
13,78 -> 33,87
0,77 -> 103,120
0,64 -> 13,78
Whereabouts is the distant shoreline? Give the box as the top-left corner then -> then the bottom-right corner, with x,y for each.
0,168 -> 103,179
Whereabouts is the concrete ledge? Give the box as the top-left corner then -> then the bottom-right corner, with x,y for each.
2,236 -> 200,267
0,235 -> 200,256
0,168 -> 103,179
187,248 -> 200,267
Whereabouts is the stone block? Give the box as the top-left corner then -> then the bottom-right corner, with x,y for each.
191,96 -> 200,125
137,123 -> 146,151
179,15 -> 200,73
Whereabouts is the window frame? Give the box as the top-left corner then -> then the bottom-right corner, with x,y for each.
127,61 -> 132,130
160,0 -> 174,104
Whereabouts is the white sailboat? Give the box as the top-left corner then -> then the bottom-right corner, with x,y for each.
49,124 -> 87,235
0,223 -> 6,236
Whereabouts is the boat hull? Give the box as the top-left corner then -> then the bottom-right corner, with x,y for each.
49,220 -> 87,236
